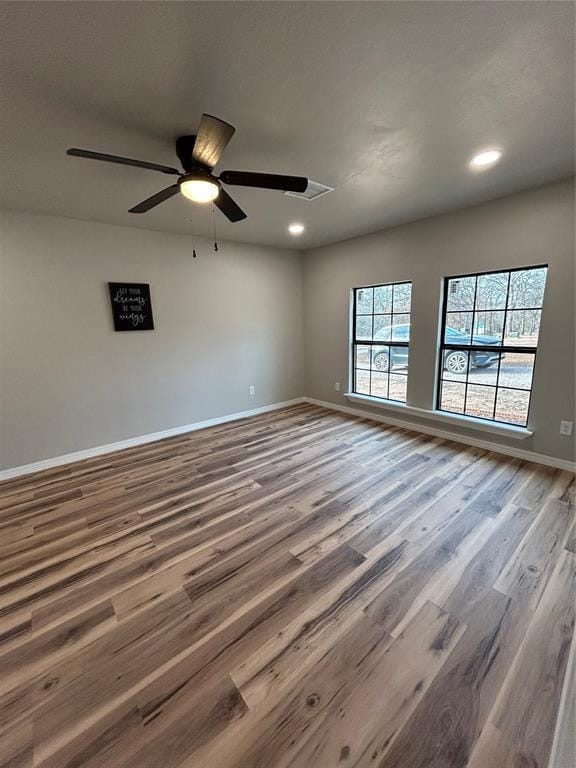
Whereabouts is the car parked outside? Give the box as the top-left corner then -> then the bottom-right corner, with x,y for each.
371,324 -> 503,373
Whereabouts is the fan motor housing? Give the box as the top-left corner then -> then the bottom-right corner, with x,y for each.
176,135 -> 202,172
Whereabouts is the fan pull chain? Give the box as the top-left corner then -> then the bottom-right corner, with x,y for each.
212,204 -> 219,252
190,216 -> 197,258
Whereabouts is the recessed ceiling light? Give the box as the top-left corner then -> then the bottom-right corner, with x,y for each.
469,149 -> 502,170
288,223 -> 305,235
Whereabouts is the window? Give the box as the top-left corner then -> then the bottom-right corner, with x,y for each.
352,281 -> 412,403
437,266 -> 548,427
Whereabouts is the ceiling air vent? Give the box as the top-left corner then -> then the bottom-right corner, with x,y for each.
284,180 -> 334,201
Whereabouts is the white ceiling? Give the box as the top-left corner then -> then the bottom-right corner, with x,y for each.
1,1 -> 574,249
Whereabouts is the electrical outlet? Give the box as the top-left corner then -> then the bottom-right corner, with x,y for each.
560,421 -> 573,436
249,385 -> 255,396
334,382 -> 341,392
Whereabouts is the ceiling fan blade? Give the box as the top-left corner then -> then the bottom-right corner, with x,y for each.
219,170 -> 308,193
192,114 -> 236,169
214,189 -> 247,222
129,185 -> 180,214
67,148 -> 180,175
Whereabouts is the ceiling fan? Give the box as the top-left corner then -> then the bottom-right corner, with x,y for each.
67,114 -> 308,222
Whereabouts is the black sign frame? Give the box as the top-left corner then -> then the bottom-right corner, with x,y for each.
108,282 -> 154,332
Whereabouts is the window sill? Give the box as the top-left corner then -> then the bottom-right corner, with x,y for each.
344,392 -> 533,440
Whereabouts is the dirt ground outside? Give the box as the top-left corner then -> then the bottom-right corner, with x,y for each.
354,349 -> 534,425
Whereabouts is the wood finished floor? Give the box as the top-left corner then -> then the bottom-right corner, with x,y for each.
0,403 -> 574,768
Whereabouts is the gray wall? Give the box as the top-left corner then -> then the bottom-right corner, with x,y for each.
303,179 -> 575,464
0,211 -> 304,470
1,180 -> 574,472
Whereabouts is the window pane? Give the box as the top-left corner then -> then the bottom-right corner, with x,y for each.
442,349 -> 470,380
447,276 -> 476,311
374,285 -> 392,313
393,283 -> 412,313
473,311 -> 504,343
440,381 -> 466,414
498,352 -> 535,390
445,312 -> 473,344
467,352 -> 500,385
355,344 -> 371,370
388,374 -> 407,402
373,314 -> 392,340
465,384 -> 496,420
504,309 -> 541,346
495,388 -> 530,426
370,371 -> 389,399
509,267 -> 547,309
356,287 -> 373,314
392,315 -> 411,340
442,349 -> 470,382
355,369 -> 370,395
371,345 -> 389,371
355,316 -> 373,341
390,345 -> 409,372
476,272 -> 508,310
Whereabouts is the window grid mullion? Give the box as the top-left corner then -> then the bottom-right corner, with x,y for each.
352,291 -> 357,394
369,310 -> 373,396
352,340 -> 409,347
462,275 -> 478,417
445,305 -> 542,314
440,344 -> 537,353
493,271 -> 512,419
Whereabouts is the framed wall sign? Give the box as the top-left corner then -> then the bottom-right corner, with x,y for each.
108,282 -> 154,331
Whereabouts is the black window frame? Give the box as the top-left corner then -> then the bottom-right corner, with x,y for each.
436,264 -> 548,428
351,280 -> 412,404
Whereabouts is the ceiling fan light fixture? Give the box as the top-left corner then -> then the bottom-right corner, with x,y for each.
179,177 -> 220,203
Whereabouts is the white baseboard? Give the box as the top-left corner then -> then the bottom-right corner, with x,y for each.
2,394 -> 573,481
304,397 -> 576,473
0,398 -> 306,481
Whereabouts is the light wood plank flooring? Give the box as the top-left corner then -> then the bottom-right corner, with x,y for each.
0,403 -> 574,768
